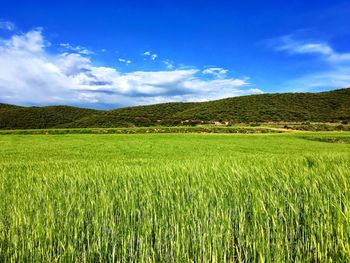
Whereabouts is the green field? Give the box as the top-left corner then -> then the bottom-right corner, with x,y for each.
1,132 -> 350,262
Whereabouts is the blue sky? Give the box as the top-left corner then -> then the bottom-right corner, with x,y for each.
0,0 -> 349,109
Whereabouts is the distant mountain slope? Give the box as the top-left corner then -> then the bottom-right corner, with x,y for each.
0,105 -> 97,129
172,88 -> 350,123
1,88 -> 349,129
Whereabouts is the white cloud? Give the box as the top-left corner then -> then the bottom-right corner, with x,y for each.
202,67 -> 229,78
328,53 -> 350,63
0,20 -> 15,31
273,35 -> 350,63
118,58 -> 132,65
142,50 -> 158,61
3,29 -> 46,53
285,67 -> 350,91
0,29 -> 259,108
272,34 -> 350,91
163,60 -> 174,69
59,43 -> 93,55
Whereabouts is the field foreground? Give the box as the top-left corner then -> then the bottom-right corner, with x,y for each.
0,132 -> 350,262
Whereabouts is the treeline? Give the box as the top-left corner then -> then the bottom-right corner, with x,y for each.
1,88 -> 349,129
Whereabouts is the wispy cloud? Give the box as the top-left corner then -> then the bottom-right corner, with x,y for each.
271,34 -> 350,91
163,60 -> 174,69
202,67 -> 228,78
151,54 -> 158,60
118,58 -> 132,65
0,20 -> 15,31
59,43 -> 93,55
285,67 -> 350,92
142,50 -> 158,60
0,29 -> 261,108
272,35 -> 350,63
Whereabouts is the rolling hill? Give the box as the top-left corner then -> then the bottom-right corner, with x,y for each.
1,88 -> 349,129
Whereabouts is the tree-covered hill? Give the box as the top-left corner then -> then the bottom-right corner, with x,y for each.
1,88 -> 349,129
0,105 -> 97,129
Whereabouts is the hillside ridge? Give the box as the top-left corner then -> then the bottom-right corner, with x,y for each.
1,88 -> 349,129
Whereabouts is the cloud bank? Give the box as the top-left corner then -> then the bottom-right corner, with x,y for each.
0,29 -> 262,108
